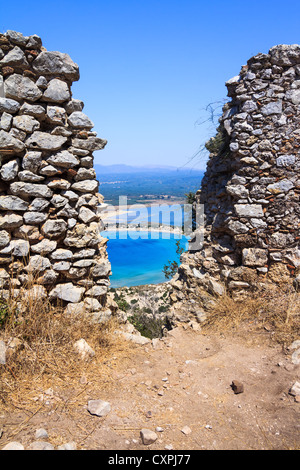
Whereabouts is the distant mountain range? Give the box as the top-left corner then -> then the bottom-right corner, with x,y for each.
94,164 -> 204,175
95,163 -> 204,206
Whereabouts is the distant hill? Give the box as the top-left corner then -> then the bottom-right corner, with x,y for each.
95,163 -> 204,206
95,164 -> 203,175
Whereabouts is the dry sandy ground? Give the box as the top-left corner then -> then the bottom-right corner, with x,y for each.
1,324 -> 299,451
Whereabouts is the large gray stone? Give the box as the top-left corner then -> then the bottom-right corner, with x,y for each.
234,204 -> 264,218
226,184 -> 249,199
87,399 -> 111,417
73,338 -> 95,360
22,151 -> 42,172
46,150 -> 79,168
71,180 -> 99,193
4,74 -> 42,102
0,214 -> 23,229
71,136 -> 107,151
261,100 -> 282,115
10,239 -> 30,257
41,219 -> 68,238
26,255 -> 51,272
0,46 -> 29,68
50,248 -> 73,260
10,182 -> 53,198
0,97 -> 21,114
227,220 -> 249,234
270,44 -> 300,66
26,131 -> 67,150
42,79 -> 71,103
276,155 -> 296,167
64,223 -> 102,248
0,112 -> 12,131
85,285 -> 108,297
0,159 -> 19,181
78,206 -> 98,223
267,179 -> 294,194
19,102 -> 46,119
13,115 -> 40,133
49,283 -> 85,303
31,239 -> 57,255
0,231 -> 10,248
0,130 -> 25,153
67,111 -> 94,129
5,30 -> 28,46
65,99 -> 84,114
0,195 -> 28,211
90,262 -> 111,278
18,170 -> 44,183
32,51 -> 80,82
46,105 -> 67,125
23,212 -> 48,224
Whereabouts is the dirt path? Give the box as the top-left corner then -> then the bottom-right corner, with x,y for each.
1,324 -> 299,450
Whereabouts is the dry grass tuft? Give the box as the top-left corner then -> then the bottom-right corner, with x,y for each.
0,284 -> 131,413
202,283 -> 300,346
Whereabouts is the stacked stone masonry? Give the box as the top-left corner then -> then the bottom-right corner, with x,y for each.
0,30 -> 112,320
172,45 -> 300,315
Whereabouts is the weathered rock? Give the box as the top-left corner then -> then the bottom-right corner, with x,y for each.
25,131 -> 67,150
42,79 -> 70,103
1,441 -> 24,450
10,182 -> 53,198
19,102 -> 46,118
32,51 -> 79,82
0,129 -> 25,153
0,159 -> 19,181
0,340 -> 6,364
49,283 -> 85,303
0,97 -> 21,113
140,429 -> 158,445
28,441 -> 55,450
13,115 -> 40,133
46,150 -> 79,168
242,248 -> 268,267
0,195 -> 28,211
289,381 -> 300,397
0,213 -> 23,229
68,111 -> 94,129
31,239 -> 57,254
73,338 -> 95,360
71,180 -> 99,193
231,380 -> 244,394
87,399 -> 111,417
4,74 -> 42,102
41,219 -> 67,238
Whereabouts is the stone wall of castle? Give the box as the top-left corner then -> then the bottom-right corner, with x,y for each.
171,45 -> 300,318
0,30 -> 112,320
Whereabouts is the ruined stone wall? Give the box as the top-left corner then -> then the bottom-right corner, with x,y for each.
0,30 -> 112,320
171,45 -> 300,318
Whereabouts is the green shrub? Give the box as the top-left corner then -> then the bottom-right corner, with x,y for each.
205,123 -> 230,157
128,311 -> 167,339
0,298 -> 10,329
113,293 -> 130,312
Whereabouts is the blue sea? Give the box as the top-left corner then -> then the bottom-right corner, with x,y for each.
102,229 -> 189,288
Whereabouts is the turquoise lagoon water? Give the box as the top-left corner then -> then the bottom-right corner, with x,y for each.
102,230 -> 189,288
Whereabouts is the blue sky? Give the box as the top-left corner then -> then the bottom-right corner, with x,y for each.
1,0 -> 300,170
